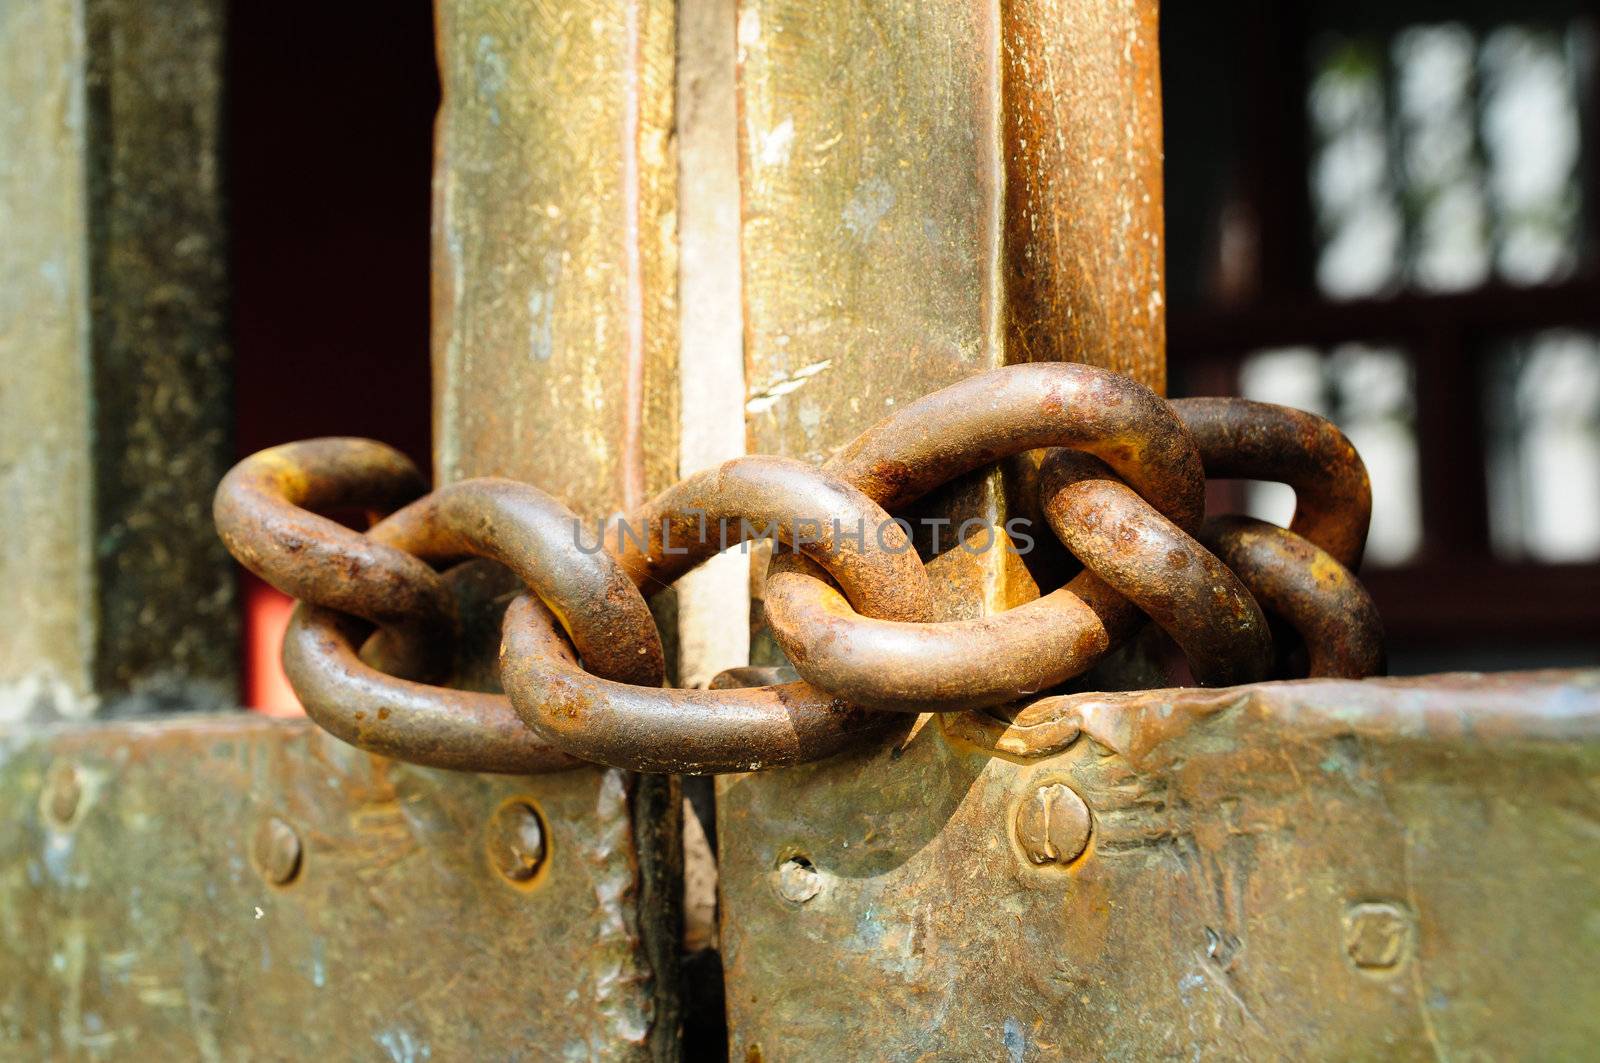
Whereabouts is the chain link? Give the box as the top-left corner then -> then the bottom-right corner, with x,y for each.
215,364 -> 1385,775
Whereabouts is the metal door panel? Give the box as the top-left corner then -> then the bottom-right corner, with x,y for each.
718,671 -> 1600,1059
0,715 -> 679,1059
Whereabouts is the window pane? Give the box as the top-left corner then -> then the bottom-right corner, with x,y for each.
1327,345 -> 1423,565
1395,24 -> 1491,292
1308,19 -> 1590,299
1486,330 -> 1600,562
1310,38 -> 1402,298
1481,26 -> 1585,285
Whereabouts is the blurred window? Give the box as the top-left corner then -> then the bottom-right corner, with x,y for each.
1164,2 -> 1600,667
1485,329 -> 1600,561
1310,22 -> 1588,298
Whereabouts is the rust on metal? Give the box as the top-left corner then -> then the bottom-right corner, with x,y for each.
1013,779 -> 1092,867
608,455 -> 934,622
218,445 -> 679,774
217,443 -> 582,773
1174,397 -> 1372,568
493,456 -> 943,772
217,367 -> 1385,768
1040,449 -> 1273,687
761,363 -> 1203,711
500,595 -> 903,776
372,478 -> 665,687
764,555 -> 1142,711
282,605 -> 580,775
825,364 -> 1203,525
213,438 -> 457,680
1003,0 -> 1166,390
1200,515 -> 1387,679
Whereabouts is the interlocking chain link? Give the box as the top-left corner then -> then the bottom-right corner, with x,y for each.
215,364 -> 1384,775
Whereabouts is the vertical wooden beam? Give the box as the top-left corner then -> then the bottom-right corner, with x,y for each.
431,2 -> 682,1057
675,0 -> 749,689
0,0 -> 234,720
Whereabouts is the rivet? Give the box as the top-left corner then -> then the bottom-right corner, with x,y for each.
43,763 -> 82,827
488,800 -> 547,885
776,855 -> 821,903
1014,781 -> 1091,867
253,816 -> 303,886
1343,901 -> 1413,973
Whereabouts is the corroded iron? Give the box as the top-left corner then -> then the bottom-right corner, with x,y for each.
215,366 -> 1384,769
762,363 -> 1203,710
1040,449 -> 1273,687
372,479 -> 666,687
764,557 -> 1144,711
606,455 -> 934,621
213,438 -> 456,680
501,594 -> 900,775
1175,397 -> 1381,677
1199,516 -> 1386,678
282,605 -> 579,774
1173,397 -> 1372,567
504,457 -> 937,773
223,446 -> 672,774
824,363 -> 1204,524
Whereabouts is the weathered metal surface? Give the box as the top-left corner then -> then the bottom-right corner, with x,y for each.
608,457 -> 932,616
0,0 -> 234,720
1174,397 -> 1372,569
432,0 -> 678,515
502,453 -> 939,773
0,714 -> 679,1059
430,1 -> 683,1049
728,0 -> 1170,915
719,670 -> 1600,1058
760,362 -> 1209,710
219,362 -> 1373,771
733,0 -> 1171,651
737,0 -> 1004,463
284,603 -> 582,775
718,1 -> 1423,1057
1003,0 -> 1166,389
215,438 -> 456,681
1200,516 -> 1386,679
377,479 -> 667,686
1040,449 -> 1273,687
503,594 -> 897,775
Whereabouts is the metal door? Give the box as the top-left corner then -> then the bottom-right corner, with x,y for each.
2,0 -> 1597,1059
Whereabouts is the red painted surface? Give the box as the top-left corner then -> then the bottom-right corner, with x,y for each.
227,1 -> 438,711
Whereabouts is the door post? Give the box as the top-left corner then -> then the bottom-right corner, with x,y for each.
432,1 -> 684,1056
0,0 -> 234,720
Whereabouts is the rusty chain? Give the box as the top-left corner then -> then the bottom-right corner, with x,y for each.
214,363 -> 1385,775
